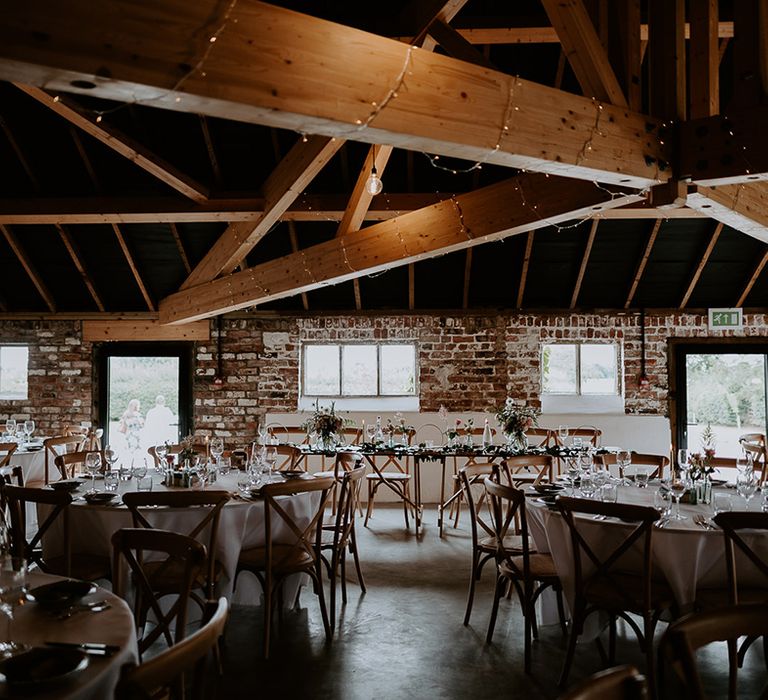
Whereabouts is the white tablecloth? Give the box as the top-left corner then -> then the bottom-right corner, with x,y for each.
2,571 -> 138,699
39,472 -> 318,606
527,484 -> 768,611
11,446 -> 47,485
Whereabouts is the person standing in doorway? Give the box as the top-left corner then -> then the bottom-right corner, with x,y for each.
119,398 -> 144,453
144,395 -> 176,446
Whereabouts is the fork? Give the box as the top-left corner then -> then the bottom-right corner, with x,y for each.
56,600 -> 111,619
693,514 -> 715,530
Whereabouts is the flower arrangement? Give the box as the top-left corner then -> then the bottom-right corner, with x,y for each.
178,434 -> 199,465
390,412 -> 414,435
494,399 -> 539,441
302,401 -> 346,439
444,419 -> 463,441
689,423 -> 716,481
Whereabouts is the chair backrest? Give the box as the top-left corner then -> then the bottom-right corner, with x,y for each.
112,528 -> 207,656
713,511 -> 768,604
272,444 -> 301,471
266,424 -> 307,444
44,435 -> 86,484
738,441 -> 767,483
659,603 -> 768,700
337,427 -> 362,445
115,597 -> 228,700
4,484 -> 73,574
483,478 -> 534,574
556,497 -> 660,613
525,427 -> 552,448
0,466 -> 23,515
458,463 -> 497,549
560,665 -> 648,700
599,452 -> 669,480
414,423 -> 444,445
261,476 -> 335,572
330,451 -> 361,478
147,443 -> 208,468
0,442 -> 18,469
53,449 -> 105,480
122,490 -> 229,599
503,454 -> 553,486
554,426 -> 602,448
327,465 -> 366,556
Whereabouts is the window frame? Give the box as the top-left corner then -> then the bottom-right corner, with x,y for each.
300,341 -> 418,399
0,344 -> 30,401
541,341 -> 622,397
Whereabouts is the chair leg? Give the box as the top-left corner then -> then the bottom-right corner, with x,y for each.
452,482 -> 463,528
608,615 -> 617,665
524,595 -> 533,674
349,526 -> 366,593
558,615 -> 580,687
340,549 -> 348,605
402,482 -> 410,529
486,574 -> 505,644
328,554 -> 339,634
463,550 -> 480,626
263,585 -> 273,659
364,481 -> 375,526
315,566 -> 332,643
555,587 -> 567,636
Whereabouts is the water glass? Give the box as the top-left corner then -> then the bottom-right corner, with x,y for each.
218,456 -> 231,476
579,474 -> 596,499
762,484 -> 768,512
712,492 -> 732,516
600,482 -> 618,503
737,473 -> 758,508
136,475 -> 153,492
635,469 -> 650,488
0,556 -> 27,654
104,471 -> 119,492
654,487 -> 671,516
572,436 -> 583,450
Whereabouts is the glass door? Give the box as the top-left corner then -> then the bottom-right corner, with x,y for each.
97,343 -> 193,463
677,344 -> 768,458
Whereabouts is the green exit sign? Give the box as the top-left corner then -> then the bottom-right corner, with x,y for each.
708,308 -> 743,330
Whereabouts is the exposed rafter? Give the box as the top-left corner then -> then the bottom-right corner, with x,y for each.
180,135 -> 343,289
679,222 -> 723,308
541,0 -> 627,106
625,218 -> 662,308
111,224 -> 155,311
516,231 -> 534,309
286,221 -> 309,312
737,248 -> 768,307
0,224 -> 56,312
55,224 -> 104,311
462,248 -> 473,309
0,113 -> 40,190
14,85 -> 210,203
688,0 -> 719,118
168,223 -> 192,276
570,219 -> 599,308
0,2 -> 668,188
159,175 -> 643,324
687,184 -> 768,244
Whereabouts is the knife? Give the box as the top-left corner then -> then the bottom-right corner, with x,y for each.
44,641 -> 120,657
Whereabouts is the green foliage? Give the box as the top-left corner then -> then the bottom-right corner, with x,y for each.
108,357 -> 180,421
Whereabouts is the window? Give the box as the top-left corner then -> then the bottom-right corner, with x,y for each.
302,343 -> 417,398
0,346 -> 29,400
542,343 -> 620,395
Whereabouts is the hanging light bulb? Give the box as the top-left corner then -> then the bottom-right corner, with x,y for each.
364,145 -> 383,195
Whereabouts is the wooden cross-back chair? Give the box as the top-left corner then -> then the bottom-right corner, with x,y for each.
4,484 -> 111,581
363,428 -> 416,529
503,454 -> 554,487
53,449 -> 106,480
560,665 -> 648,700
738,435 -> 767,483
112,528 -> 207,658
115,596 -> 228,700
556,497 -> 676,689
235,475 -> 335,657
659,603 -> 768,700
0,466 -> 23,518
484,477 -> 566,673
0,442 -> 18,469
43,434 -> 86,484
526,427 -> 552,448
313,450 -> 363,516
320,464 -> 367,630
270,444 -> 301,472
599,452 -> 670,481
122,490 -> 229,611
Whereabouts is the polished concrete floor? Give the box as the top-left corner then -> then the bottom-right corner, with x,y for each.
216,505 -> 767,699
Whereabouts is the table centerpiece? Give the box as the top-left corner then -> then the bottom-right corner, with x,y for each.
494,399 -> 539,451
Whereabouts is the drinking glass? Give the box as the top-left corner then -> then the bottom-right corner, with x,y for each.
670,478 -> 687,520
713,492 -> 732,516
136,475 -> 153,492
218,456 -> 231,476
4,420 -> 16,439
579,474 -> 596,499
155,443 -> 169,470
366,424 -> 376,443
635,469 -> 650,488
572,436 -> 583,450
23,420 -> 34,442
737,473 -> 758,509
600,482 -> 618,503
237,472 -> 252,495
264,448 -> 278,481
677,448 -> 690,481
0,556 -> 27,655
762,484 -> 768,512
84,452 -> 101,493
557,425 -> 569,444
736,452 -> 753,477
132,459 -> 148,481
104,444 -> 119,472
617,450 -> 632,485
210,437 -> 224,466
104,471 -> 119,492
654,486 -> 672,516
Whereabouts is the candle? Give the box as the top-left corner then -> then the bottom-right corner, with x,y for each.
206,435 -> 210,462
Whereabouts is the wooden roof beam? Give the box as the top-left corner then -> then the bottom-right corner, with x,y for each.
462,248 -> 473,308
55,224 -> 104,311
181,135 -> 343,289
679,222 -> 723,308
516,231 -> 534,309
0,224 -> 55,312
648,0 -> 686,121
624,218 -> 662,308
111,224 -> 155,311
541,0 -> 627,106
570,219 -> 598,308
168,223 -> 191,275
0,2 -> 667,189
14,85 -> 209,203
336,146 -> 394,238
687,183 -> 768,244
159,174 -> 643,324
689,0 -> 719,118
427,19 -> 496,70
736,248 -> 768,307
286,221 -> 309,311
0,113 -> 40,191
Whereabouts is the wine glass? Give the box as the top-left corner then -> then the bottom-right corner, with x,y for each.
23,420 -> 34,443
677,448 -> 690,482
557,425 -> 569,445
670,478 -> 687,520
210,437 -> 224,466
737,472 -> 758,509
84,452 -> 101,493
617,450 -> 632,485
4,420 -> 16,440
104,444 -> 119,473
132,458 -> 148,481
0,556 -> 27,655
366,424 -> 376,444
155,443 -> 168,472
264,447 -> 278,481
736,452 -> 753,477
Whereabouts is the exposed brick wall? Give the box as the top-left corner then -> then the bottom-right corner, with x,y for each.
3,312 -> 768,443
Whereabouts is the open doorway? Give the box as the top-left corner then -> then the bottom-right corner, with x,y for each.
96,343 -> 193,463
674,343 -> 768,458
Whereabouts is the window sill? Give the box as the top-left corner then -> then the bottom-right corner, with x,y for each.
298,396 -> 419,412
541,394 -> 624,415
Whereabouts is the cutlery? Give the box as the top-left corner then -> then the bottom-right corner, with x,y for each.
655,517 -> 670,529
44,641 -> 119,657
693,514 -> 715,530
56,600 -> 111,619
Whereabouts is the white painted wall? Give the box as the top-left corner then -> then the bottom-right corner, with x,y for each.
266,411 -> 672,504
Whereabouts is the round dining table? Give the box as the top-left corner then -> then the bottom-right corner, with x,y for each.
39,470 -> 319,606
527,483 -> 768,617
1,571 -> 138,699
